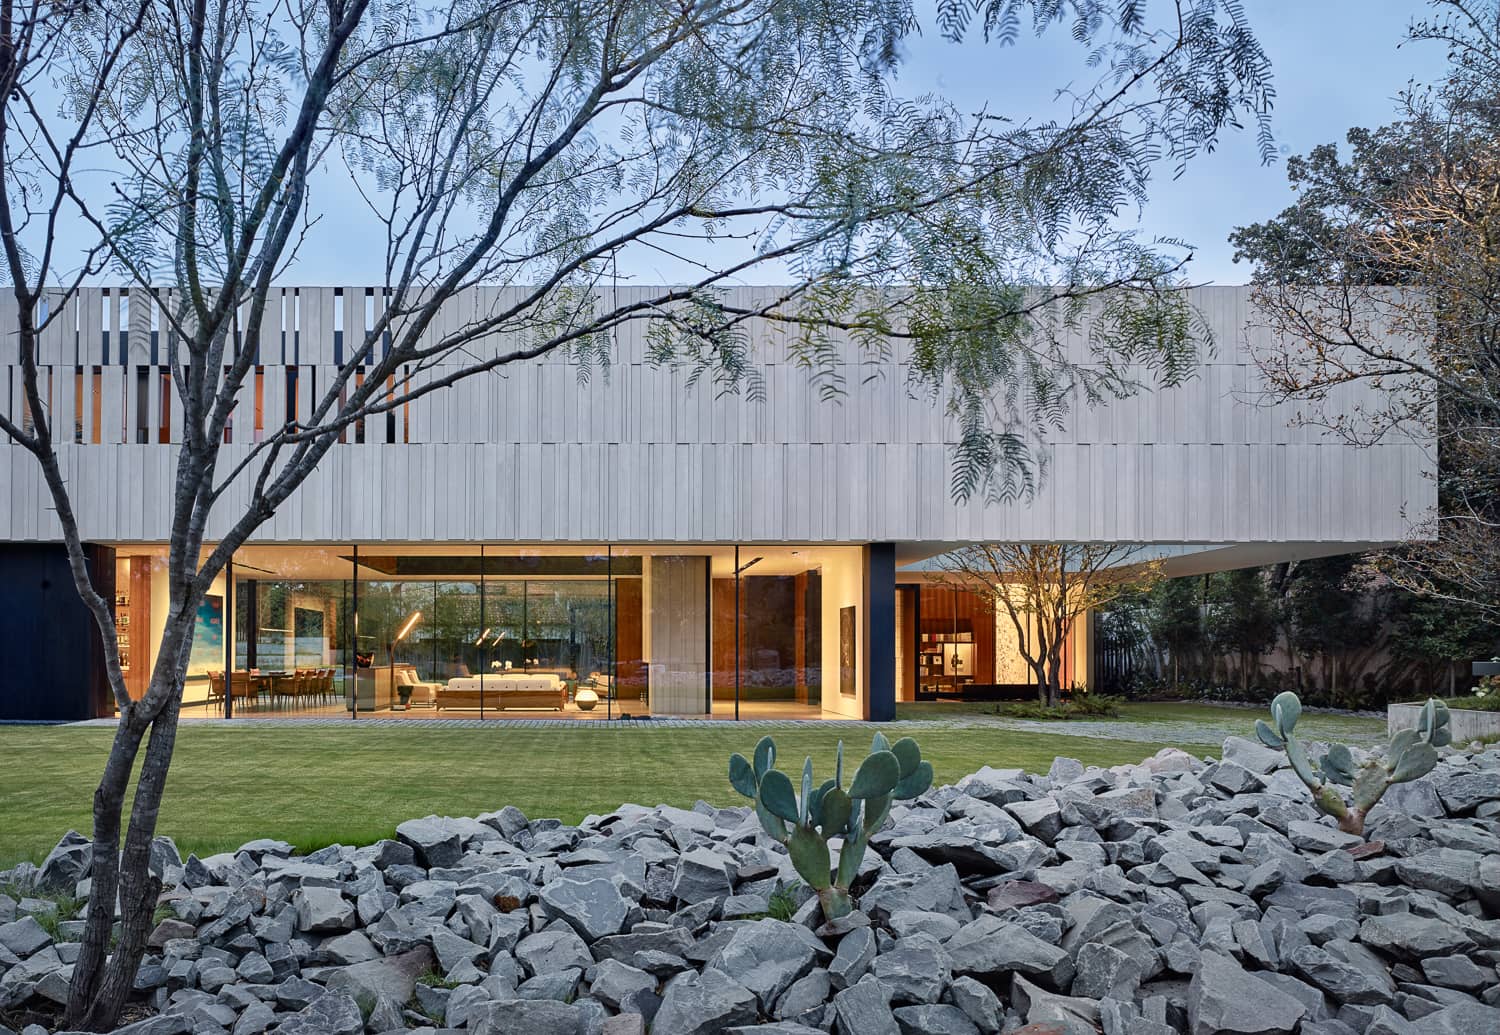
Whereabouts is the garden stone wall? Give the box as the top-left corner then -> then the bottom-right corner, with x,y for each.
1389,702 -> 1500,743
1,737 -> 1498,1035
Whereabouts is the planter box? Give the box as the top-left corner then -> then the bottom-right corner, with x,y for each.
1389,702 -> 1500,742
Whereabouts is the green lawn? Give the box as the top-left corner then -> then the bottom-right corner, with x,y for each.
0,723 -> 1217,868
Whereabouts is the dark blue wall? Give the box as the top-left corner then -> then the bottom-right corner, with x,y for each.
0,544 -> 113,721
865,542 -> 896,722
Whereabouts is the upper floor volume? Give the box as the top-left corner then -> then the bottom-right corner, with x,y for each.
0,285 -> 1430,550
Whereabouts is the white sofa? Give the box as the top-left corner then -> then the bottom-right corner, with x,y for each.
438,674 -> 565,711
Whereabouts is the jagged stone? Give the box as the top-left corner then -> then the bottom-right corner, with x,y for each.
1188,951 -> 1306,1035
653,968 -> 759,1035
707,918 -> 819,1011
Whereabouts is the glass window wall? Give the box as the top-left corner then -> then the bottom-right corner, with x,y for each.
109,541 -> 868,720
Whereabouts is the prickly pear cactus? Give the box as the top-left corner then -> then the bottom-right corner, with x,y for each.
729,732 -> 933,919
1255,691 -> 1450,837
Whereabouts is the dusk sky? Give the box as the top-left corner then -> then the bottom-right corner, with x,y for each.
287,2 -> 1448,288
896,0 -> 1449,285
74,2 -> 1443,290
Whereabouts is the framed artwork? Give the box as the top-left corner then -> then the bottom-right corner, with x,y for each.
187,593 -> 224,675
839,605 -> 856,696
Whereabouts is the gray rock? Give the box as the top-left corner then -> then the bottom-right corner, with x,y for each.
293,887 -> 353,932
1188,952 -> 1306,1035
828,927 -> 876,991
589,958 -> 659,1016
1433,770 -> 1500,813
653,968 -> 759,1035
1393,848 -> 1484,897
1222,736 -> 1284,774
888,910 -> 962,942
1010,973 -> 1101,1035
36,831 -> 91,891
1376,778 -> 1445,817
324,945 -> 434,1014
672,846 -> 736,904
540,877 -> 632,941
859,865 -> 968,921
275,992 -> 364,1035
1208,761 -> 1264,795
472,997 -> 584,1035
1359,913 -> 1473,958
945,975 -> 1003,1033
519,967 -> 583,1001
893,1003 -> 980,1035
1287,821 -> 1362,853
1414,1003 -> 1500,1034
0,916 -> 51,957
517,924 -> 596,976
945,916 -> 1074,988
1005,798 -> 1063,841
1421,954 -> 1493,991
872,933 -> 950,1005
1050,757 -> 1086,783
319,930 -> 379,964
396,817 -> 462,869
1286,943 -> 1394,1004
774,968 -> 831,1021
708,918 -> 819,1011
832,974 -> 899,1035
230,1000 -> 275,1035
1072,941 -> 1142,1000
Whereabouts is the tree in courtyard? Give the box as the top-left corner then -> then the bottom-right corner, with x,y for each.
1280,555 -> 1386,707
1231,0 -> 1500,620
1146,574 -> 1204,688
1205,567 -> 1278,694
0,1 -> 1272,1025
933,544 -> 1164,707
1385,574 -> 1500,695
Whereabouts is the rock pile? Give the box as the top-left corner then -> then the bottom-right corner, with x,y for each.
2,739 -> 1499,1035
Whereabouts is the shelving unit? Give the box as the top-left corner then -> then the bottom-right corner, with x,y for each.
919,628 -> 974,692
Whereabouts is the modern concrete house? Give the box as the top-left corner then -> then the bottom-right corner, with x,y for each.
0,286 -> 1431,722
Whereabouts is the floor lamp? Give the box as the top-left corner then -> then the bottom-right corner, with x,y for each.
391,610 -> 422,710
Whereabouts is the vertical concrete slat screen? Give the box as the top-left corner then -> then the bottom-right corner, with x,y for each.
0,285 -> 1435,546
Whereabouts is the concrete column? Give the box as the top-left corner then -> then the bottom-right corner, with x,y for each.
863,543 -> 896,722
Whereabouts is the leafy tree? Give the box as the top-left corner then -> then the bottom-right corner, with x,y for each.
1231,0 -> 1500,620
1281,555 -> 1385,706
933,544 -> 1164,707
1206,567 -> 1278,694
1386,576 -> 1500,694
0,1 -> 1272,1025
1147,575 -> 1204,687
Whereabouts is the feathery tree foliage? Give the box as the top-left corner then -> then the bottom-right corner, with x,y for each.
1,1 -> 1272,1025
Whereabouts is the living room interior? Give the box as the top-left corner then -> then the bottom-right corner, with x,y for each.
107,542 -> 866,720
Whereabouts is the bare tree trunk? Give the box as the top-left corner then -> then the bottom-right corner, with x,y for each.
66,609 -> 194,1030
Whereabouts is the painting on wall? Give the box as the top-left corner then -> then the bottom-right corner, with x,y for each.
839,605 -> 856,697
187,593 -> 224,675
